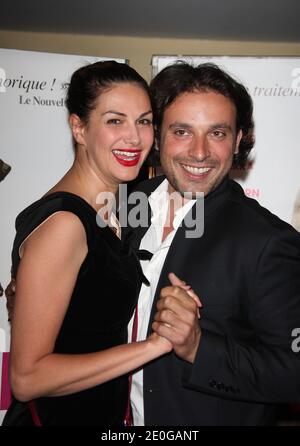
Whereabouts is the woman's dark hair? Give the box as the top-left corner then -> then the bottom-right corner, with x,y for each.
150,62 -> 254,169
66,60 -> 151,124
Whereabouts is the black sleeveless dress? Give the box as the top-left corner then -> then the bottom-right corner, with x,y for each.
8,192 -> 142,426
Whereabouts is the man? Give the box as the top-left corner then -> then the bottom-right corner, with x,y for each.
126,62 -> 300,426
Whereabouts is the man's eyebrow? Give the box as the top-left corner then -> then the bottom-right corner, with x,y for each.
169,122 -> 193,130
168,122 -> 234,131
209,123 -> 233,131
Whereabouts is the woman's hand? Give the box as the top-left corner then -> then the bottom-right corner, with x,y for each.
152,273 -> 202,363
168,272 -> 202,317
147,332 -> 173,354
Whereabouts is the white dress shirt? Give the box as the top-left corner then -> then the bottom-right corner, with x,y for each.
128,179 -> 195,426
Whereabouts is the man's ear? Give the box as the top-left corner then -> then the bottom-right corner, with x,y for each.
234,129 -> 243,154
154,125 -> 161,151
69,114 -> 86,147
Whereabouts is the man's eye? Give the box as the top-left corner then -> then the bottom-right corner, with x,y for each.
212,130 -> 226,138
174,129 -> 189,136
107,119 -> 121,125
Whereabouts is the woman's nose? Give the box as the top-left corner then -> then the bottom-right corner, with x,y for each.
124,123 -> 141,146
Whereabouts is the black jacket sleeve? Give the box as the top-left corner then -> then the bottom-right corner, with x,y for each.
184,228 -> 300,403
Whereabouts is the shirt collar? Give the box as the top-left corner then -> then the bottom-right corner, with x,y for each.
148,178 -> 196,231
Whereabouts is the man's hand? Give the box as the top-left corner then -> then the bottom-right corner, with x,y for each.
5,277 -> 16,322
152,273 -> 201,363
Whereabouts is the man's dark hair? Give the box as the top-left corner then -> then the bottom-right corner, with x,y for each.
150,62 -> 254,168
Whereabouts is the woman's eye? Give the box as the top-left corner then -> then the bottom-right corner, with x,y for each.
107,118 -> 121,125
138,119 -> 152,126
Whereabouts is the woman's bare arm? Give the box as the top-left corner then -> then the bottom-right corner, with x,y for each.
10,212 -> 171,402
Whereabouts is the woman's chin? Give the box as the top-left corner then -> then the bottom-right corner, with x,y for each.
117,169 -> 142,183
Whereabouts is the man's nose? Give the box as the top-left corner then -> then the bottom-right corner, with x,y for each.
188,134 -> 210,161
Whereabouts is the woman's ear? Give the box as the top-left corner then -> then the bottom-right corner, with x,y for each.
69,114 -> 85,147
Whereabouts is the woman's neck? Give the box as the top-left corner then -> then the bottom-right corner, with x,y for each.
47,150 -> 118,213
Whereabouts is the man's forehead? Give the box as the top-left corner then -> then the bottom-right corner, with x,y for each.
169,89 -> 233,105
162,90 -> 237,122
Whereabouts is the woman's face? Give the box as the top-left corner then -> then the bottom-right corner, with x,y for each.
74,82 -> 153,188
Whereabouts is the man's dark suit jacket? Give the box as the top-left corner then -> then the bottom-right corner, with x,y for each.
125,175 -> 300,426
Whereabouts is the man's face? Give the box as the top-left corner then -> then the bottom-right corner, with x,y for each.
159,90 -> 242,197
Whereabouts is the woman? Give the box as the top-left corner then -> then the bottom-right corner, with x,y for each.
292,189 -> 300,232
3,61 -> 172,425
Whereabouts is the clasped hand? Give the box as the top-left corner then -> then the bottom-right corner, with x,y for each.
152,272 -> 202,363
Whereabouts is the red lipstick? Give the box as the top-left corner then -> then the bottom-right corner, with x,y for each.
112,149 -> 142,167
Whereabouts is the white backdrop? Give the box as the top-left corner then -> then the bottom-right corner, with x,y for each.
1,51 -> 300,421
0,49 -> 125,419
152,55 -> 300,229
